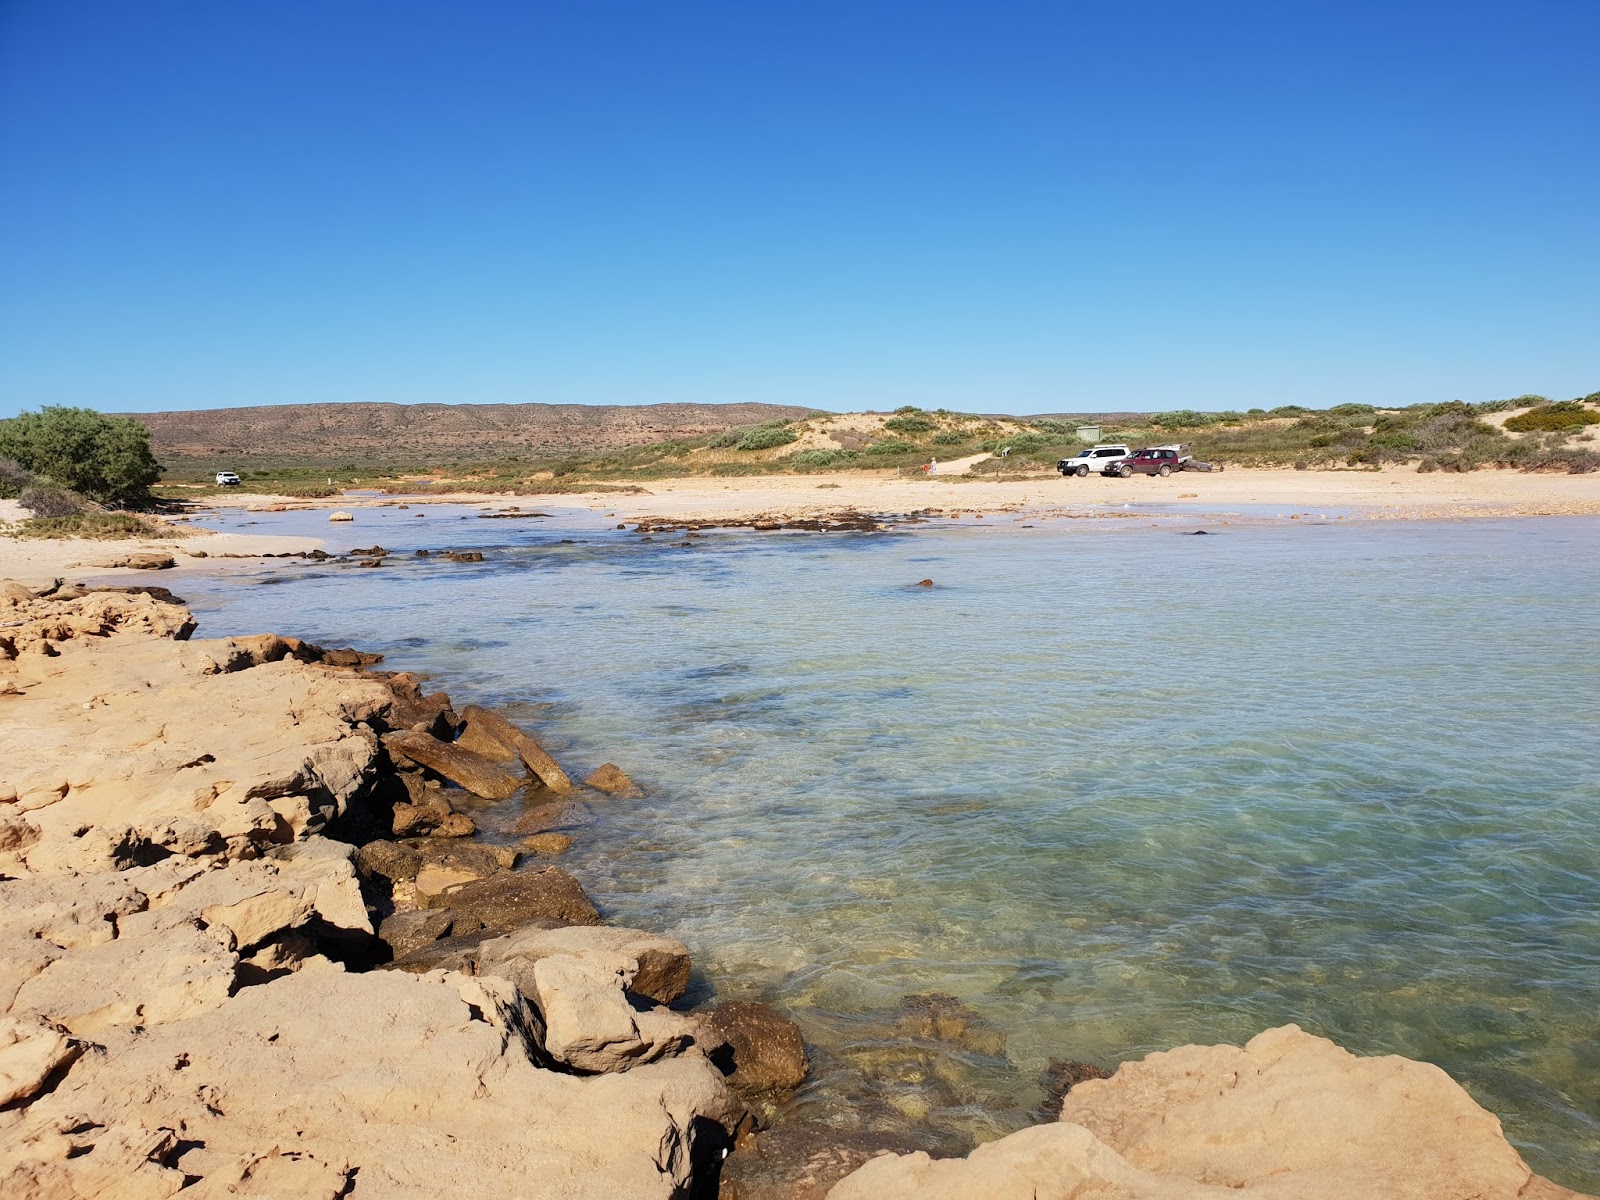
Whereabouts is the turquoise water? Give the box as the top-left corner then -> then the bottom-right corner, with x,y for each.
171,507 -> 1600,1188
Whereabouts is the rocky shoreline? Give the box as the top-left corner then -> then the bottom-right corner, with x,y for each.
2,581 -> 1592,1199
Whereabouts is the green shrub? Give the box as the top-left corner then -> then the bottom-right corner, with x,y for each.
0,407 -> 161,506
1269,405 -> 1309,416
863,439 -> 919,456
883,414 -> 936,435
1503,400 -> 1600,433
1326,403 -> 1376,417
1151,409 -> 1219,429
930,430 -> 965,446
893,405 -> 922,415
708,429 -> 744,448
736,425 -> 800,451
789,448 -> 859,469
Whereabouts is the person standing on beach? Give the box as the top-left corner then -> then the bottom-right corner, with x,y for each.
929,457 -> 938,474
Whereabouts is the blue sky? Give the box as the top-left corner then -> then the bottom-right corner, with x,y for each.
0,0 -> 1595,419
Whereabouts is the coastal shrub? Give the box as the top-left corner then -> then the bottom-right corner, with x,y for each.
1269,405 -> 1309,416
863,439 -> 919,456
0,457 -> 33,499
19,483 -> 88,518
789,448 -> 859,469
1151,409 -> 1219,429
707,428 -> 745,448
931,430 -> 966,445
0,406 -> 161,506
883,414 -> 936,435
1503,400 -> 1600,433
1326,403 -> 1377,417
1479,394 -> 1548,414
736,424 -> 799,451
14,512 -> 160,539
893,405 -> 922,414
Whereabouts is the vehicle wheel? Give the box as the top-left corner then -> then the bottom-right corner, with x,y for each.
1158,464 -> 1172,477
1075,465 -> 1089,477
1118,466 -> 1132,478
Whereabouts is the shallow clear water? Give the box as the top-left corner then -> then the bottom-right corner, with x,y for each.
170,507 -> 1600,1188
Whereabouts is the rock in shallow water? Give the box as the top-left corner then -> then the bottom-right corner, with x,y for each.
825,1025 -> 1595,1200
696,1001 -> 810,1096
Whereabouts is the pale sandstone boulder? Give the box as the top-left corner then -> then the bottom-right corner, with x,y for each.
827,1026 -> 1594,1200
530,953 -> 698,1074
478,923 -> 693,1004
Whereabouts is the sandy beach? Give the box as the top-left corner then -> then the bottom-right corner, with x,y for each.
5,465 -> 1596,590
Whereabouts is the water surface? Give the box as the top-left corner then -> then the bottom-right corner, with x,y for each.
172,508 -> 1600,1188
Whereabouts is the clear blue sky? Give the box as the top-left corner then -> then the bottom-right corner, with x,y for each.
1,0 -> 1595,419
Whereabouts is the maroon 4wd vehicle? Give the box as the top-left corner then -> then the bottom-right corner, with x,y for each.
1115,447 -> 1184,477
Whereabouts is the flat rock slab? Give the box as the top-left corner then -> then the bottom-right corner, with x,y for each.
431,867 -> 601,932
385,730 -> 523,800
458,704 -> 574,792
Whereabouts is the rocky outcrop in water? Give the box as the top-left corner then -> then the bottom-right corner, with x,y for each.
826,1025 -> 1593,1199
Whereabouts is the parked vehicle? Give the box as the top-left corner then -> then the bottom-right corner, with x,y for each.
1057,445 -> 1132,477
1114,447 -> 1187,477
215,471 -> 242,486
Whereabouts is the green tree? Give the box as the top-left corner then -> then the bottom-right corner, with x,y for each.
0,406 -> 162,506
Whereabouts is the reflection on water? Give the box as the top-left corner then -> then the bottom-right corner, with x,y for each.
173,510 -> 1600,1189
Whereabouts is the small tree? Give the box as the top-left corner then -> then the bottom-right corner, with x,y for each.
0,406 -> 162,506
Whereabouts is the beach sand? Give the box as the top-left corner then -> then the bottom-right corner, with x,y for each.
4,466 -> 1596,589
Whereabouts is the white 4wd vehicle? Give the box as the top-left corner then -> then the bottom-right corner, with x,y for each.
1057,445 -> 1132,477
215,471 -> 241,486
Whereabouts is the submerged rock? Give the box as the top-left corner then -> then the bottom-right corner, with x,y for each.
584,762 -> 641,797
696,1001 -> 810,1096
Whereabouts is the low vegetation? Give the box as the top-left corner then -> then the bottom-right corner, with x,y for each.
10,512 -> 167,539
1503,398 -> 1600,433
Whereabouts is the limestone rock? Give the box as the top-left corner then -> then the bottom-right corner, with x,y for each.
378,910 -> 456,958
479,924 -> 692,1004
827,1026 -> 1594,1200
384,730 -> 523,800
584,762 -> 642,797
353,839 -> 423,886
531,954 -> 698,1074
521,831 -> 575,856
4,967 -> 747,1198
432,867 -> 601,931
328,510 -> 353,521
0,1013 -> 88,1106
695,1001 -> 809,1095
458,703 -> 573,791
111,553 -> 176,570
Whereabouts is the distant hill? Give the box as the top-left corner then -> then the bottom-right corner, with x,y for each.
121,401 -> 819,470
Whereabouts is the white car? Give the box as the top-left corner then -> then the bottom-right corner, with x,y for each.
215,471 -> 242,486
1057,445 -> 1132,477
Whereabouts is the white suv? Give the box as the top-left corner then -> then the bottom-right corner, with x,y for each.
215,471 -> 242,486
1057,445 -> 1132,477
